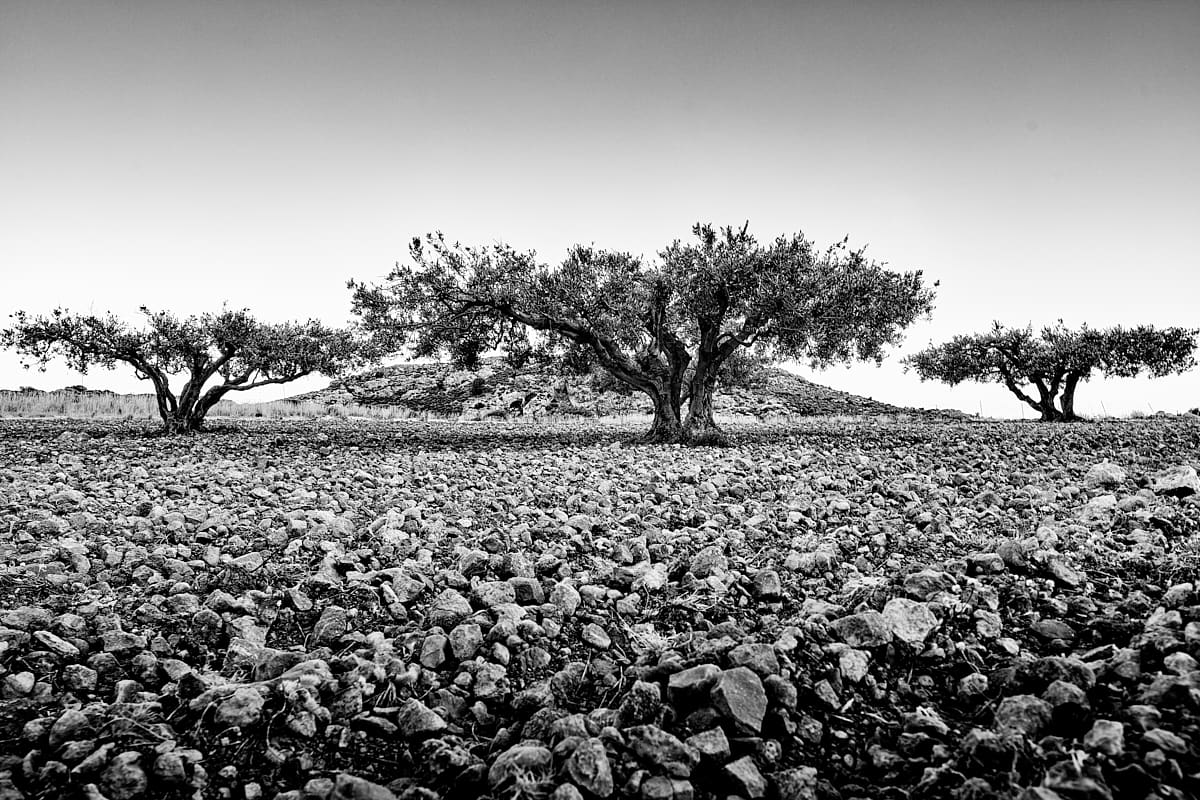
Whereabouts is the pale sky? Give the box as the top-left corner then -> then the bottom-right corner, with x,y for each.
2,1 -> 1198,416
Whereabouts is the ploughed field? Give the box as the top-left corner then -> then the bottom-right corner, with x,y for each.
0,417 -> 1198,800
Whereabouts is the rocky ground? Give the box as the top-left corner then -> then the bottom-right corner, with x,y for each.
287,361 -> 966,421
0,417 -> 1198,800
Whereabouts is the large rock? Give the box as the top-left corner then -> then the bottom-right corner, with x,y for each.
1151,465 -> 1199,497
1084,461 -> 1127,489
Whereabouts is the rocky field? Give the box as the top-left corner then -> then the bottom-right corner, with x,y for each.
0,417 -> 1198,800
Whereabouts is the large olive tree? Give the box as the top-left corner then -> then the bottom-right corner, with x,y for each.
351,223 -> 935,444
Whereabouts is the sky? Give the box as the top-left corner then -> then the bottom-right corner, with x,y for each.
2,0 -> 1198,417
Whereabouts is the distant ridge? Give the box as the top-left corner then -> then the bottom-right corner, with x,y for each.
287,359 -> 967,420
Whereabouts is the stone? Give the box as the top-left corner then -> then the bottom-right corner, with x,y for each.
828,611 -> 891,648
994,695 -> 1051,736
34,630 -> 81,658
710,667 -> 767,734
685,727 -> 731,761
626,726 -> 698,777
101,751 -> 148,800
565,738 -> 613,798
488,744 -> 553,791
49,708 -> 91,748
965,553 -> 1005,574
332,773 -> 399,800
882,598 -> 939,645
838,649 -> 871,683
1085,462 -> 1127,489
689,545 -> 727,578
1151,465 -> 1199,497
472,580 -> 517,608
1031,619 -> 1076,643
582,623 -> 611,650
420,634 -> 449,669
396,699 -> 447,738
1083,720 -> 1124,756
429,589 -> 473,628
101,631 -> 147,654
448,623 -> 483,660
312,606 -> 348,643
618,680 -> 663,727
1142,728 -> 1188,754
668,664 -> 721,704
725,756 -> 766,799
217,687 -> 266,728
752,569 -> 783,600
771,766 -> 819,800
550,583 -> 582,616
902,569 -> 956,600
727,643 -> 780,676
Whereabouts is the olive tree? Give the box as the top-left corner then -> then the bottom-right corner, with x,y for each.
351,223 -> 934,444
663,224 -> 935,443
903,322 -> 1198,421
1,307 -> 367,433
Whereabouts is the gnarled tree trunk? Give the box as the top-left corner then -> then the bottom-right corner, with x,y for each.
642,388 -> 683,443
1058,374 -> 1082,421
681,358 -> 728,446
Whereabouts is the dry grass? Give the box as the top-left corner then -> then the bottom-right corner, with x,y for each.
0,390 -> 415,422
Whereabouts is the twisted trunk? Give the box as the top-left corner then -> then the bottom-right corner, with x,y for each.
642,388 -> 682,443
1058,373 -> 1082,421
680,355 -> 727,446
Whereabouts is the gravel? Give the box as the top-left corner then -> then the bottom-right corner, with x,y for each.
0,416 -> 1198,800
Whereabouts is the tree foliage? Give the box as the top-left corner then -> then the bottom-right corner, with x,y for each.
351,223 -> 934,444
903,322 -> 1198,421
1,307 -> 368,433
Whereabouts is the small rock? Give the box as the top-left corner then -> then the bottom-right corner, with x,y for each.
101,751 -> 147,800
1083,720 -> 1125,756
429,589 -> 473,628
882,598 -> 939,645
488,744 -> 553,791
994,695 -> 1051,736
829,611 -> 891,648
312,606 -> 348,643
685,727 -> 731,761
332,773 -> 399,800
710,667 -> 767,734
217,687 -> 266,728
565,738 -> 614,798
396,699 -> 447,738
582,623 -> 611,650
838,649 -> 870,683
752,569 -> 783,600
448,623 -> 483,660
725,756 -> 766,799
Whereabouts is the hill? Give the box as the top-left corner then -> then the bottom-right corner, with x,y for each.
288,359 -> 966,420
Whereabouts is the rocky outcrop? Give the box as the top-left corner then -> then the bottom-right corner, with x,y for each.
289,359 -> 965,421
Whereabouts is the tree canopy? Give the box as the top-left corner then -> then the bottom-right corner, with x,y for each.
903,322 -> 1198,421
351,223 -> 935,444
1,307 -> 367,433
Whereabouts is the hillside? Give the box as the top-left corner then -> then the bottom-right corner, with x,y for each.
289,360 -> 966,420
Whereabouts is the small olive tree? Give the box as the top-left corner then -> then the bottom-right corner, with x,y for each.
2,307 -> 368,433
903,322 -> 1198,421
